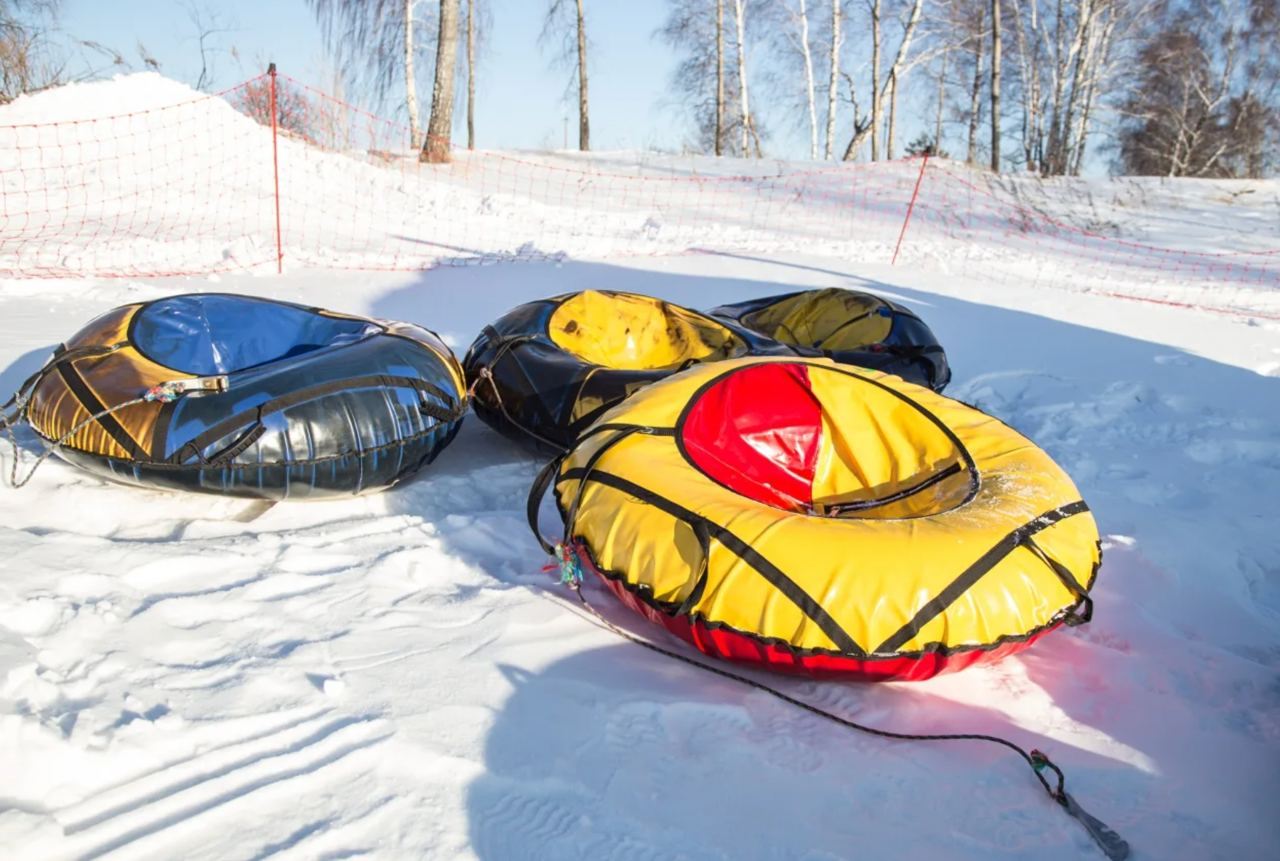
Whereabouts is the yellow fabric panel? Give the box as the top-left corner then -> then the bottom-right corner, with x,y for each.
1032,508 -> 1102,590
889,517 -> 1098,654
61,303 -> 138,349
893,545 -> 1079,654
26,373 -> 131,458
28,345 -> 181,459
743,288 -> 892,350
548,291 -> 747,370
561,356 -> 1099,655
27,304 -> 187,459
569,370 -> 655,423
807,366 -> 970,517
560,433 -> 843,653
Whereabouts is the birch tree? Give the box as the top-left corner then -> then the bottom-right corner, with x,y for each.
841,0 -> 925,160
990,0 -> 1002,169
732,0 -> 761,155
452,0 -> 488,150
932,46 -> 950,150
966,2 -> 986,163
825,0 -> 841,157
1117,0 -> 1277,177
403,0 -> 421,145
466,0 -> 476,148
659,0 -> 762,156
306,0 -> 436,149
1005,0 -> 1136,175
717,0 -> 726,154
774,0 -> 820,158
543,0 -> 591,150
421,0 -> 459,162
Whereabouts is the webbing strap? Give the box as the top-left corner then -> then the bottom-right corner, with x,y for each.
170,375 -> 463,465
874,501 -> 1091,654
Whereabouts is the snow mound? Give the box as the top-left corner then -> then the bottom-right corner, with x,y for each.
0,73 -> 219,125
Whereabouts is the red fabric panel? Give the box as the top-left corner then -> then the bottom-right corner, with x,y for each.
681,362 -> 821,511
580,545 -> 1055,682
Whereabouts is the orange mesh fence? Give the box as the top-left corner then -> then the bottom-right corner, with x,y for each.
1,70 -> 1276,320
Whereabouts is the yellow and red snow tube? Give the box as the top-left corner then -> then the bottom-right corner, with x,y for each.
544,357 -> 1101,681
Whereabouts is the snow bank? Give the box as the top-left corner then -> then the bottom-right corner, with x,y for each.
0,72 -> 218,124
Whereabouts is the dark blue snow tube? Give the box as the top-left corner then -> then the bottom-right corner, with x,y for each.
709,288 -> 952,392
25,293 -> 467,499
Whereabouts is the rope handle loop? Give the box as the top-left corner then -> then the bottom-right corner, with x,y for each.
3,374 -> 220,489
525,423 -> 658,558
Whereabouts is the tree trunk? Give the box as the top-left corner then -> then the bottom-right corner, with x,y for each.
991,0 -> 1001,171
421,0 -> 460,163
967,7 -> 986,166
575,0 -> 589,150
404,0 -> 421,149
934,48 -> 948,152
1044,0 -> 1070,175
716,0 -> 725,156
1070,10 -> 1117,176
840,0 -> 922,161
799,0 -> 818,160
1057,0 -> 1098,175
467,0 -> 476,150
1011,0 -> 1038,170
825,0 -> 840,159
870,0 -> 881,160
886,69 -> 897,159
1071,75 -> 1095,176
733,0 -> 750,156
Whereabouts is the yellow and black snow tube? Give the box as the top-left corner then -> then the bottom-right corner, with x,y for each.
540,357 -> 1101,681
465,290 -> 789,451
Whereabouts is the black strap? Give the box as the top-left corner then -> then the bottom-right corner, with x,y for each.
206,424 -> 268,467
1062,791 -> 1131,860
1024,536 -> 1094,626
674,518 -> 713,616
527,452 -> 568,554
525,423 -> 658,554
2,343 -> 128,430
55,360 -> 146,460
562,426 -> 647,540
170,374 -> 461,465
875,501 -> 1091,654
472,330 -> 568,452
556,465 -> 865,657
824,462 -> 964,515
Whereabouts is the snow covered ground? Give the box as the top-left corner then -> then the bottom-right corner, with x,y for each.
2,73 -> 1280,861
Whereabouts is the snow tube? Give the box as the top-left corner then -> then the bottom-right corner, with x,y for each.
464,290 -> 789,451
23,293 -> 466,499
539,357 -> 1100,681
710,287 -> 952,391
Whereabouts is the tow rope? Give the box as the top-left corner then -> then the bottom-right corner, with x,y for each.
530,436 -> 1130,860
0,354 -> 227,489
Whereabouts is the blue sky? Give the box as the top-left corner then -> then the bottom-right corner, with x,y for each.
58,0 -> 693,153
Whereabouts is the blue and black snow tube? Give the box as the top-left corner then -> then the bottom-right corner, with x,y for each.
22,293 -> 467,499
